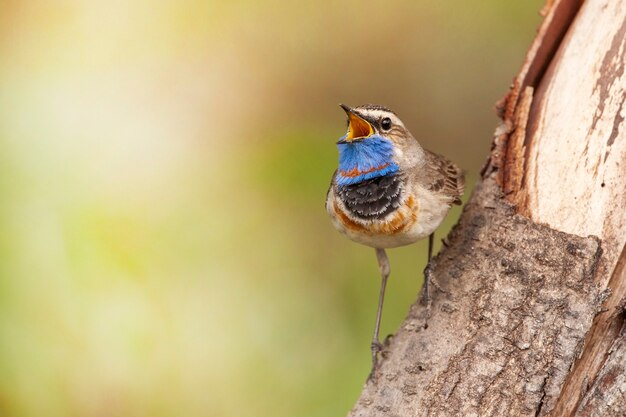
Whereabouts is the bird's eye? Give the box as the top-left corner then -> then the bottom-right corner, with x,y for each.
381,117 -> 392,131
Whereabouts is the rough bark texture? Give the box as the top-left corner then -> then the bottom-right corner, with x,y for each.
351,178 -> 606,417
349,0 -> 626,416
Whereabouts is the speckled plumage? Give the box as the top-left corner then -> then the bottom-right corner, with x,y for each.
336,174 -> 403,220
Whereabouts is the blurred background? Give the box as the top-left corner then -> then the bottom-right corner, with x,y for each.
0,1 -> 542,416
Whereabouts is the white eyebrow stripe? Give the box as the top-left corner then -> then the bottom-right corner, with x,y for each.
357,109 -> 405,129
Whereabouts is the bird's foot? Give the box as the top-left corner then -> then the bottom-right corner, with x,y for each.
420,261 -> 450,316
368,340 -> 383,381
420,261 -> 434,310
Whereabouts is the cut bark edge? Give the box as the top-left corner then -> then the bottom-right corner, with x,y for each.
482,0 -> 584,183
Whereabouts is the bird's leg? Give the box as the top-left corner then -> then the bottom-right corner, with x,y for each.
369,247 -> 390,378
421,233 -> 435,310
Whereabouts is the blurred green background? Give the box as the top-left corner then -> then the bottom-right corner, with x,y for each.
0,1 -> 542,416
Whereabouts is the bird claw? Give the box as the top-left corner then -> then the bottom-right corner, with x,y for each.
421,260 -> 450,313
371,340 -> 383,362
371,339 -> 383,351
420,262 -> 434,309
368,340 -> 384,381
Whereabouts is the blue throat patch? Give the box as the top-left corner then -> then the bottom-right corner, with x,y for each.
336,134 -> 399,186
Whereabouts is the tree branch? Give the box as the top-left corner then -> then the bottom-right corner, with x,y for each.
349,1 -> 626,415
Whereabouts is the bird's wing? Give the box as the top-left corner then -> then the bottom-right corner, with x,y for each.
325,169 -> 338,210
422,150 -> 465,205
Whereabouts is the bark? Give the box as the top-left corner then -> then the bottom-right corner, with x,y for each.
349,1 -> 626,416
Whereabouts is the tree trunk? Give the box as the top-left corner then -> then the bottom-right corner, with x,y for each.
349,1 -> 626,416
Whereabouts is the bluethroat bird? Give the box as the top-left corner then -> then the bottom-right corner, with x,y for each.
326,104 -> 464,373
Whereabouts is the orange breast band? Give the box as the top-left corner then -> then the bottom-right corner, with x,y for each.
339,163 -> 390,178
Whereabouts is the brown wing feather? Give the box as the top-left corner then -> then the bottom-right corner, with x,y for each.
423,150 -> 465,205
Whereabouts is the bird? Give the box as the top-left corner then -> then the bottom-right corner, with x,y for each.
326,103 -> 464,375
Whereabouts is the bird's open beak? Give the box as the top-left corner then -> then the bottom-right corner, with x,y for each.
337,104 -> 373,144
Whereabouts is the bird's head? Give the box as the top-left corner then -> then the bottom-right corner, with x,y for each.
335,104 -> 423,186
